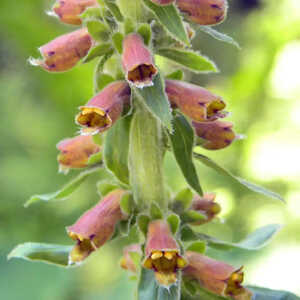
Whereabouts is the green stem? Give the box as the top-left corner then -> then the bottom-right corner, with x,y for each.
129,96 -> 166,212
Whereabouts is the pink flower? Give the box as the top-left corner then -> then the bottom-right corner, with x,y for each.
122,33 -> 158,88
165,80 -> 226,122
67,189 -> 127,264
52,0 -> 98,25
183,251 -> 252,299
176,0 -> 228,25
143,220 -> 187,286
31,28 -> 92,72
76,81 -> 131,135
193,120 -> 236,150
189,193 -> 221,225
57,135 -> 101,173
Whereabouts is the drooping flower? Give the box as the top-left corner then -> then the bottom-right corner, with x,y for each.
183,251 -> 252,299
189,193 -> 221,225
122,33 -> 158,88
52,0 -> 98,25
75,81 -> 131,135
143,220 -> 187,286
67,189 -> 127,264
193,120 -> 236,150
30,28 -> 92,72
165,79 -> 226,122
57,134 -> 101,173
120,244 -> 142,273
176,0 -> 228,25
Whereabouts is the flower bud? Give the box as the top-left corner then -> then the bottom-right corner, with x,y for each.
31,28 -> 92,72
67,189 -> 127,264
150,0 -> 175,5
190,193 -> 221,225
183,251 -> 252,299
76,81 -> 131,135
52,0 -> 98,25
120,244 -> 142,273
165,80 -> 226,122
193,120 -> 236,150
143,220 -> 187,286
56,135 -> 101,173
176,0 -> 228,26
122,33 -> 158,88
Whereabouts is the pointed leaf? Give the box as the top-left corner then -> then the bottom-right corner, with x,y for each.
167,213 -> 180,235
173,187 -> 194,213
193,153 -> 284,202
150,203 -> 164,220
97,180 -> 119,197
103,115 -> 131,185
157,48 -> 217,73
169,114 -> 203,196
182,210 -> 206,223
137,268 -> 181,300
137,214 -> 151,236
120,192 -> 134,215
87,151 -> 103,166
80,7 -> 102,20
181,224 -> 282,251
166,69 -> 184,80
186,241 -> 206,254
198,26 -> 240,49
25,166 -> 102,207
112,32 -> 124,54
103,0 -> 124,22
86,19 -> 110,42
182,285 -> 229,300
142,0 -> 190,46
137,23 -> 152,46
135,72 -> 173,131
248,286 -> 300,300
8,243 -> 72,267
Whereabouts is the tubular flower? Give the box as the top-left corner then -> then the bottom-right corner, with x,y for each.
56,135 -> 101,173
120,244 -> 142,273
67,189 -> 127,264
176,0 -> 228,26
193,120 -> 236,150
150,0 -> 175,5
143,220 -> 187,286
52,0 -> 98,25
165,80 -> 226,122
76,81 -> 131,135
183,251 -> 252,299
189,193 -> 221,225
122,33 -> 158,88
31,28 -> 92,72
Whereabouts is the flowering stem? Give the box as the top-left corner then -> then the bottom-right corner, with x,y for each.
129,95 -> 167,212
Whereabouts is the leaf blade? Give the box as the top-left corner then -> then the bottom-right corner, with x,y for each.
193,153 -> 284,202
142,0 -> 190,46
157,48 -> 217,73
169,114 -> 203,196
8,243 -> 72,267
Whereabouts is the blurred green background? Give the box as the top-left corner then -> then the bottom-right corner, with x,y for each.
1,0 -> 300,299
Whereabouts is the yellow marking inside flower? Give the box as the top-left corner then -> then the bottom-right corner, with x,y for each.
76,107 -> 111,130
225,268 -> 245,296
128,64 -> 157,85
120,257 -> 128,269
206,99 -> 226,118
143,251 -> 187,286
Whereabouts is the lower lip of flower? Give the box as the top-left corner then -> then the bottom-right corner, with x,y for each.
127,64 -> 157,86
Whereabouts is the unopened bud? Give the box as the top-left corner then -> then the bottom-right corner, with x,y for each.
31,28 -> 92,72
67,189 -> 127,264
52,0 -> 98,25
143,220 -> 187,286
193,120 -> 236,150
120,244 -> 142,273
76,81 -> 131,135
189,193 -> 221,224
122,33 -> 158,88
177,0 -> 228,25
165,80 -> 226,122
57,135 -> 101,173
